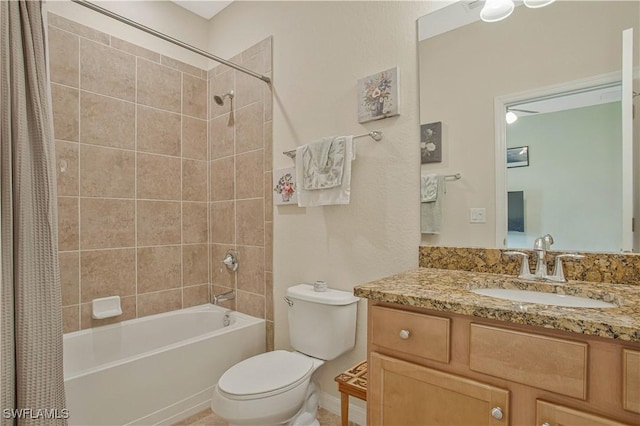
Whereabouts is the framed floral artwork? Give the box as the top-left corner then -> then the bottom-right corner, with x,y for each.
273,167 -> 298,205
357,67 -> 400,123
420,121 -> 442,164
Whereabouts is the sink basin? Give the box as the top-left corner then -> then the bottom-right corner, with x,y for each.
471,288 -> 616,308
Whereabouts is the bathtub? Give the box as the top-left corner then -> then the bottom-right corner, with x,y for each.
63,304 -> 265,425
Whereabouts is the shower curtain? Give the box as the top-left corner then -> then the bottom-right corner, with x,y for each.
1,1 -> 67,425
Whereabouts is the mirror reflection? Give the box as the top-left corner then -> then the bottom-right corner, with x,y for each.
418,1 -> 639,252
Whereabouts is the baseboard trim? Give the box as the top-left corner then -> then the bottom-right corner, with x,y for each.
319,391 -> 366,426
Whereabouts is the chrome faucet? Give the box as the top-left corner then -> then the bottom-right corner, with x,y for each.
212,290 -> 236,305
533,234 -> 554,279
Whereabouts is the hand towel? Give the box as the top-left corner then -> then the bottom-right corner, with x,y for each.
421,175 -> 445,234
421,174 -> 438,202
300,136 -> 347,190
296,136 -> 355,207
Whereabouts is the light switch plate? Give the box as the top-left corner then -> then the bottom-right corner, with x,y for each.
470,208 -> 486,223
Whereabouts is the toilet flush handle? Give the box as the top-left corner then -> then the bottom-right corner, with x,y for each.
283,296 -> 294,307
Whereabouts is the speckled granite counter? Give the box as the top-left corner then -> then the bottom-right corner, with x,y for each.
354,268 -> 640,343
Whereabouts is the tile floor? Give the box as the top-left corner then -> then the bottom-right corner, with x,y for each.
173,407 -> 357,426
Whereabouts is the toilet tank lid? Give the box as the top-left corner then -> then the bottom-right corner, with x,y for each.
286,284 -> 359,305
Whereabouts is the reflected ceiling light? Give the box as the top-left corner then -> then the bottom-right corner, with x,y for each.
505,111 -> 518,124
523,0 -> 556,9
480,0 -> 515,23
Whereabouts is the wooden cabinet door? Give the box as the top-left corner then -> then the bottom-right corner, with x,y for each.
536,400 -> 631,426
369,352 -> 509,426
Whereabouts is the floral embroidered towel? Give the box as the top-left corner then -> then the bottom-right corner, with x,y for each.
300,136 -> 346,190
421,174 -> 438,202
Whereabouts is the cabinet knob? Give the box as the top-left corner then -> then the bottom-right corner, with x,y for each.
491,407 -> 503,420
541,423 -> 551,426
399,329 -> 410,340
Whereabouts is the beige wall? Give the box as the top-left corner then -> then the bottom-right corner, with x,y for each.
418,1 -> 640,249
50,14 -> 210,332
206,1 -> 434,405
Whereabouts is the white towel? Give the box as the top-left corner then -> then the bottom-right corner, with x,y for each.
421,175 -> 445,234
296,136 -> 355,207
300,136 -> 346,190
421,174 -> 438,202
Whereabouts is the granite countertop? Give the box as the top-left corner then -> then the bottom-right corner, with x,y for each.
354,268 -> 640,343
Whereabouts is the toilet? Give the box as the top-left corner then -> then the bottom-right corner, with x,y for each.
211,283 -> 359,426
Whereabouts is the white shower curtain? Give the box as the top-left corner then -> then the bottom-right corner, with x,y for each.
1,1 -> 67,425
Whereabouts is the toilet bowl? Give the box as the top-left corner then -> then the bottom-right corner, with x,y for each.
212,350 -> 324,426
211,284 -> 359,426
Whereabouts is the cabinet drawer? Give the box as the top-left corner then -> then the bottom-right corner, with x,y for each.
537,400 -> 631,426
470,324 -> 587,399
623,349 -> 640,414
371,306 -> 449,363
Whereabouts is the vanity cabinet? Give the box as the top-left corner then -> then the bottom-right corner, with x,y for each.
367,302 -> 640,425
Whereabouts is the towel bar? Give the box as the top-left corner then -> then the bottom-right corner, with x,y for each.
282,131 -> 382,159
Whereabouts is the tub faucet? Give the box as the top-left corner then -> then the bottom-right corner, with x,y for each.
212,290 -> 236,305
533,234 -> 554,279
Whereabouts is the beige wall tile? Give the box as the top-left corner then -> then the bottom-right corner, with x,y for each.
111,37 -> 161,63
80,198 -> 135,249
80,91 -> 135,150
236,199 -> 264,246
80,145 -> 135,198
265,221 -> 273,272
209,69 -> 234,119
236,102 -> 264,154
241,38 -> 271,73
136,153 -> 181,200
210,113 -> 234,160
182,117 -> 207,160
183,284 -> 209,308
62,305 -> 80,334
137,200 -> 181,246
137,59 -> 181,113
210,201 -> 235,244
137,106 -> 181,156
51,83 -> 78,142
137,245 -> 182,293
236,290 -> 265,319
80,296 -> 136,329
264,121 -> 273,172
183,74 -> 207,119
183,244 -> 209,286
266,272 -> 273,321
182,160 -> 208,202
211,156 -> 234,202
161,56 -> 203,78
211,244 -> 236,289
264,75 -> 273,122
137,289 -> 182,317
235,56 -> 264,109
266,320 -> 274,352
236,149 -> 264,200
182,202 -> 208,244
59,251 -> 79,306
80,39 -> 135,101
58,197 -> 79,251
237,246 -> 265,295
55,141 -> 79,196
48,13 -> 110,45
211,283 -> 235,310
48,26 -> 79,87
80,248 -> 136,303
264,171 -> 273,222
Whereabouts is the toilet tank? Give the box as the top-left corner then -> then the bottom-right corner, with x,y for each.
286,284 -> 359,361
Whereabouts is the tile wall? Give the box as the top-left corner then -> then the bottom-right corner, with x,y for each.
208,38 -> 274,350
50,13 -> 273,342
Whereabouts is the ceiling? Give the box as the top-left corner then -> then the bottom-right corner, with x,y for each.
170,0 -> 234,20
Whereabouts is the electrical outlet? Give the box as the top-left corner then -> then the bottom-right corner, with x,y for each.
470,208 -> 486,223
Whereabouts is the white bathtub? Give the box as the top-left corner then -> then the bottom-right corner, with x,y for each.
64,304 -> 265,425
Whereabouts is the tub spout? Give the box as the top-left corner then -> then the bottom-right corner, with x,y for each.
212,290 -> 236,305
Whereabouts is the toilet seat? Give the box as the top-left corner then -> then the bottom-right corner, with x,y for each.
217,350 -> 314,401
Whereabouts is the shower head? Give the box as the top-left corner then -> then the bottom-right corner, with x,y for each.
214,90 -> 234,106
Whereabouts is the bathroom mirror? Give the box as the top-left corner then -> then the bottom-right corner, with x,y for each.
418,1 -> 639,252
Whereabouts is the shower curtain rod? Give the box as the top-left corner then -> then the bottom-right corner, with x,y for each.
69,0 -> 271,84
